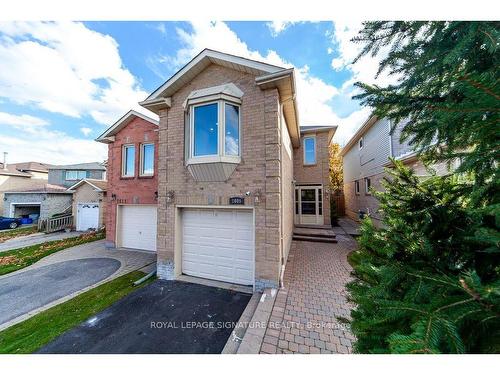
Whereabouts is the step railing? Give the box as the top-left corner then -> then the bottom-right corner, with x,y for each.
38,214 -> 74,233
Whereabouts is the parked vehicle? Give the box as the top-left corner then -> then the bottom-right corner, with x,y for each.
0,216 -> 22,230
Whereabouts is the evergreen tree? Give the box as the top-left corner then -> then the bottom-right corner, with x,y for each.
346,22 -> 500,353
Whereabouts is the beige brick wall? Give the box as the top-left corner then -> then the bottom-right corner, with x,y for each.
72,183 -> 106,229
293,131 -> 331,225
157,64 -> 287,289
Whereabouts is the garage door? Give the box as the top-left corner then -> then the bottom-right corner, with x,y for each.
77,203 -> 99,231
182,208 -> 254,286
119,205 -> 157,252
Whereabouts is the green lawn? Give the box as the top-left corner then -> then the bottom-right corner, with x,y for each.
0,270 -> 152,354
0,231 -> 105,276
0,225 -> 38,243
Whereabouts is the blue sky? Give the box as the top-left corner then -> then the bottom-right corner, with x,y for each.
0,21 -> 392,164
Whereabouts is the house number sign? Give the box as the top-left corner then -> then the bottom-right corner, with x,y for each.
229,197 -> 245,205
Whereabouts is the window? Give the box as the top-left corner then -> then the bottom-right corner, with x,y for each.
65,170 -> 87,180
300,188 -> 316,215
122,145 -> 135,177
140,143 -> 155,176
303,136 -> 316,165
193,103 -> 219,157
355,180 -> 360,195
224,103 -> 240,156
190,100 -> 241,161
318,188 -> 323,215
295,189 -> 299,215
365,178 -> 371,194
359,137 -> 364,150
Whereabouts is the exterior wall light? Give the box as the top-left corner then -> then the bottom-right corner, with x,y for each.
166,190 -> 175,204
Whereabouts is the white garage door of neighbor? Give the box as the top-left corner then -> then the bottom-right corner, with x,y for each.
119,205 -> 157,252
182,208 -> 254,286
77,203 -> 99,231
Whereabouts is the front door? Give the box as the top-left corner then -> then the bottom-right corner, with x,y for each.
295,185 -> 323,225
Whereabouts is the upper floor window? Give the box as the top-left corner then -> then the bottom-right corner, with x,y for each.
359,137 -> 364,150
190,100 -> 241,160
122,144 -> 135,177
65,170 -> 87,180
303,136 -> 316,165
140,143 -> 155,176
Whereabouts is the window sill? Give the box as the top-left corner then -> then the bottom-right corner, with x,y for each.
138,175 -> 155,179
120,176 -> 135,180
303,163 -> 317,167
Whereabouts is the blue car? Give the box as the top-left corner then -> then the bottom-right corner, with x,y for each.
0,216 -> 22,230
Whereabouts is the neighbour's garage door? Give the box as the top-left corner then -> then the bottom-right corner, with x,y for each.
77,203 -> 99,231
182,208 -> 254,286
119,205 -> 157,252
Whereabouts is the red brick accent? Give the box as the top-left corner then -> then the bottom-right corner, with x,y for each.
105,117 -> 159,247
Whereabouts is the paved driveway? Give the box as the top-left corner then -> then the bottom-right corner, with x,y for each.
0,231 -> 82,253
38,280 -> 251,354
0,240 -> 156,330
0,258 -> 120,325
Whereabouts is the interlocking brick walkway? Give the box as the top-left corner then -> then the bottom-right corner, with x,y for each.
260,235 -> 356,354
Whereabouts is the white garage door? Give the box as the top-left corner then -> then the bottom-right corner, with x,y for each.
77,203 -> 99,231
182,208 -> 254,286
119,205 -> 157,252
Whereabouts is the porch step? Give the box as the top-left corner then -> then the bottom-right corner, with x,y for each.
292,235 -> 338,243
293,231 -> 336,239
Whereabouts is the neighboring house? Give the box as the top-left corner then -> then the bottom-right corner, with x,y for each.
117,48 -> 336,291
48,162 -> 106,188
341,115 -> 453,225
67,179 -> 107,231
3,184 -> 73,221
95,110 -> 159,251
0,161 -> 51,215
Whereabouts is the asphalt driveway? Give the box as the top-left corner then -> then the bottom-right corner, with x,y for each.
0,258 -> 120,325
38,280 -> 252,354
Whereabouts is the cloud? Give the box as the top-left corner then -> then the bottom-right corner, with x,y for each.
155,21 -> 346,131
0,21 -> 151,125
80,127 -> 92,136
0,113 -> 107,164
266,21 -> 296,36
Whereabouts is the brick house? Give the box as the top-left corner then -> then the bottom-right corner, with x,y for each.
96,110 -> 159,251
117,49 -> 335,291
341,115 -> 454,226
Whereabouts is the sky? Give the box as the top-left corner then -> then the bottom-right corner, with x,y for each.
0,21 -> 397,165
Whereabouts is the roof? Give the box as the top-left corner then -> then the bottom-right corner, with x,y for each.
49,162 -> 106,171
340,115 -> 378,157
0,164 -> 32,177
300,125 -> 338,144
4,183 -> 72,194
67,178 -> 107,192
10,161 -> 51,173
139,48 -> 301,147
95,110 -> 159,144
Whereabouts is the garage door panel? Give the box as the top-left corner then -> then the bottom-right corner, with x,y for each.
119,205 -> 157,252
181,208 -> 254,286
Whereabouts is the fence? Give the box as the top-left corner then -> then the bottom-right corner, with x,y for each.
38,214 -> 73,233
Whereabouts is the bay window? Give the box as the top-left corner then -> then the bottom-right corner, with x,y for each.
189,99 -> 241,163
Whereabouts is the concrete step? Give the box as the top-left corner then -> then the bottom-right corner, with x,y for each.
293,231 -> 336,239
292,235 -> 338,243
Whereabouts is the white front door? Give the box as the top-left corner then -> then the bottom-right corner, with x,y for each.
77,203 -> 99,231
295,185 -> 324,225
181,208 -> 254,286
118,205 -> 157,252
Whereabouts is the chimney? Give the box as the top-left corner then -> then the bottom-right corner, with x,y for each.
2,152 -> 7,170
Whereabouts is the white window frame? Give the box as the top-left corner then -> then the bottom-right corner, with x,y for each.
303,135 -> 317,166
355,180 -> 360,195
65,170 -> 87,180
365,177 -> 371,194
188,99 -> 241,165
359,137 -> 364,150
139,143 -> 155,177
122,144 -> 135,177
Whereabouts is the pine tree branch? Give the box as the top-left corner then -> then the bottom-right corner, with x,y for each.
458,75 -> 500,101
